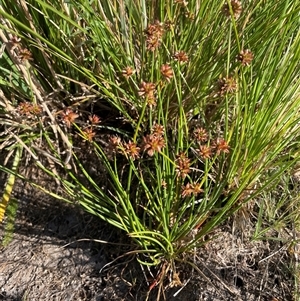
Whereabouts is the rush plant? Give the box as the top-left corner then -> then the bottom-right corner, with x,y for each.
0,0 -> 299,297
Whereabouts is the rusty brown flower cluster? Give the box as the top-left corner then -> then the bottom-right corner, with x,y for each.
176,152 -> 191,178
18,48 -> 33,62
181,182 -> 203,198
216,76 -> 237,96
142,134 -> 165,156
88,114 -> 101,125
160,64 -> 173,82
82,127 -> 96,142
7,36 -> 33,63
197,144 -> 212,159
173,50 -> 189,63
81,114 -> 101,142
138,81 -> 156,106
122,66 -> 135,79
237,49 -> 254,66
142,124 -> 166,156
17,102 -> 42,117
103,123 -> 229,203
192,127 -> 230,160
193,127 -> 208,143
108,136 -> 137,160
107,138 -> 140,160
122,141 -> 141,160
214,138 -> 230,155
108,136 -> 122,154
108,124 -> 166,160
145,21 -> 164,52
61,108 -> 79,128
175,128 -> 230,198
222,0 -> 242,19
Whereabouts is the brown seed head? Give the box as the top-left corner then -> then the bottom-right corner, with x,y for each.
138,82 -> 156,97
145,21 -> 164,51
61,108 -> 79,128
138,82 -> 156,106
122,66 -> 135,79
197,145 -> 212,159
238,49 -> 254,66
146,35 -> 161,51
89,114 -> 101,125
17,102 -> 32,115
123,141 -> 141,160
143,134 -> 165,156
18,48 -> 33,62
83,127 -> 96,141
173,51 -> 189,63
145,21 -> 164,39
152,124 -> 165,137
17,102 -> 42,116
222,0 -> 242,19
181,183 -> 194,198
160,64 -> 173,82
176,152 -> 191,178
217,76 -> 237,96
193,127 -> 208,143
108,136 -> 122,153
214,138 -> 230,155
161,180 -> 167,188
181,182 -> 203,198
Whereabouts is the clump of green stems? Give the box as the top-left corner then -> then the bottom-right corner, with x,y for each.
0,0 -> 300,294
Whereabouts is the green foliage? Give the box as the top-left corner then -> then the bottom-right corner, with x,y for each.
0,0 -> 300,293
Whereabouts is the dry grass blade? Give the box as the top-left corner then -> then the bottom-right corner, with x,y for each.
0,146 -> 22,222
0,18 -> 72,154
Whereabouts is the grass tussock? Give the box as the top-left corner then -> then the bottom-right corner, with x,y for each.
0,0 -> 300,298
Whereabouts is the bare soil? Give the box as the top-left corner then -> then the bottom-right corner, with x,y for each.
0,179 -> 295,301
